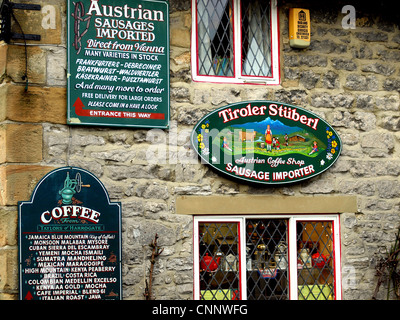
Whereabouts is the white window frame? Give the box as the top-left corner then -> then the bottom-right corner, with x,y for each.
193,214 -> 342,300
191,0 -> 281,85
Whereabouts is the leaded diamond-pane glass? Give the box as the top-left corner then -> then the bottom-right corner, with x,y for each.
241,0 -> 272,76
199,223 -> 240,299
246,219 -> 288,300
297,222 -> 335,300
197,0 -> 234,76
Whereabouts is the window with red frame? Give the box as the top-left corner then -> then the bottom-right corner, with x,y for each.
191,0 -> 280,84
194,215 -> 341,300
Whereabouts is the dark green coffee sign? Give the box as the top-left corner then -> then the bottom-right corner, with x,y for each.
67,0 -> 169,128
19,167 -> 122,300
191,101 -> 342,185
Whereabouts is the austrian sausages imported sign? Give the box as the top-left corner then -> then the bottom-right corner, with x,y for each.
67,0 -> 169,128
19,167 -> 122,300
191,101 -> 342,185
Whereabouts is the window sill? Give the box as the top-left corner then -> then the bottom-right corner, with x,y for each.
191,75 -> 281,86
176,195 -> 357,215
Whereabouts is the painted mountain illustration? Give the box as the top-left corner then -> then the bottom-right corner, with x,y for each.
231,117 -> 301,135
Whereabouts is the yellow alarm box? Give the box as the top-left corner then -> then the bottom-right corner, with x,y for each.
289,8 -> 310,48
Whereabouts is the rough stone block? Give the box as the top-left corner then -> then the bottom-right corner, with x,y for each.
2,84 -> 66,124
383,78 -> 400,92
0,43 -> 7,77
0,123 -> 43,163
47,47 -> 67,86
42,124 -> 69,164
6,45 -> 46,85
380,116 -> 400,131
376,180 -> 400,199
170,28 -> 191,48
360,132 -> 395,157
0,206 -> 17,247
170,12 -> 191,48
0,85 -> 7,122
345,74 -> 378,91
355,31 -> 388,42
332,58 -> 357,71
0,165 -> 56,206
0,248 -> 18,292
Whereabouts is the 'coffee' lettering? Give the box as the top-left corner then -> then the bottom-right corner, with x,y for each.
40,206 -> 101,224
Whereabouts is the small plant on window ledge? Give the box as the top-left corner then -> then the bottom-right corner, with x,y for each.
373,226 -> 400,300
144,233 -> 164,300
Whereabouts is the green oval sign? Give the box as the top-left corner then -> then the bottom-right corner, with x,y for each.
191,101 -> 342,185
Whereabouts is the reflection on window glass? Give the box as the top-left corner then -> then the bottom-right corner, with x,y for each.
197,0 -> 234,76
199,222 -> 240,300
241,0 -> 272,77
297,222 -> 335,300
246,219 -> 288,300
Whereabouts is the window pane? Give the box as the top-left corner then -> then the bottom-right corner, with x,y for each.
296,222 -> 335,300
199,222 -> 240,300
197,0 -> 234,76
241,0 -> 272,77
246,219 -> 289,300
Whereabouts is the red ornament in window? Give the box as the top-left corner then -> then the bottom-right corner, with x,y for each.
312,253 -> 330,268
200,253 -> 221,272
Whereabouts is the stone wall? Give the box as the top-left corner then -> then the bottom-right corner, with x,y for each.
0,0 -> 399,300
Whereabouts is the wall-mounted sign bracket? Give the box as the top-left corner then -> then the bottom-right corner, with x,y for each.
0,0 -> 41,42
11,3 -> 41,10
